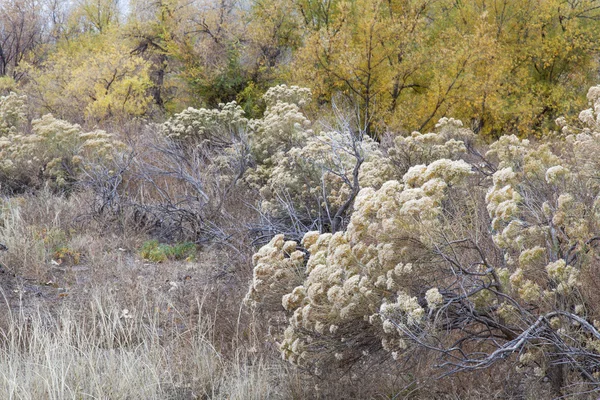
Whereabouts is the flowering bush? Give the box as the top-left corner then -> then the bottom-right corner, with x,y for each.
257,129 -> 394,232
248,85 -> 314,165
0,114 -> 126,191
246,85 -> 600,395
247,154 -> 473,371
387,117 -> 473,176
167,85 -> 396,236
262,85 -> 312,109
245,85 -> 398,235
0,92 -> 27,136
162,101 -> 248,146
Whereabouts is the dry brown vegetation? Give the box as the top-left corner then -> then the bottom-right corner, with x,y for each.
0,190 -> 422,399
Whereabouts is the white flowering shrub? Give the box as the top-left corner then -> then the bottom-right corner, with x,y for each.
386,117 -> 473,176
577,85 -> 600,129
0,114 -> 126,191
160,85 -> 394,237
0,92 -> 27,136
245,234 -> 306,312
257,129 -> 395,233
246,85 -> 600,395
161,100 -> 252,182
248,94 -> 313,165
247,155 -> 474,372
162,101 -> 248,145
243,85 -> 400,236
262,85 -> 312,109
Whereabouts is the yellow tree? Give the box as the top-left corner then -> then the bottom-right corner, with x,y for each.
403,3 -> 509,135
286,0 -> 600,137
22,28 -> 152,123
245,0 -> 302,80
289,0 -> 436,137
433,0 -> 600,137
69,0 -> 121,33
497,0 -> 600,136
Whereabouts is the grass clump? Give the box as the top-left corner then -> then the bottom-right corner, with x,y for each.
139,240 -> 196,263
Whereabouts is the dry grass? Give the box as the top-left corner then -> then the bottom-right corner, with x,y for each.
0,289 -> 284,399
0,192 -> 286,399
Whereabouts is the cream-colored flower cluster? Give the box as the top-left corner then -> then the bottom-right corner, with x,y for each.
241,86 -> 396,226
381,293 -> 425,327
424,288 -> 444,309
162,101 -> 248,142
262,84 -> 312,108
248,150 -> 474,369
244,234 -> 306,312
0,114 -> 126,189
259,129 -> 394,219
578,85 -> 600,129
0,92 -> 27,136
478,117 -> 600,368
249,98 -> 313,165
545,260 -> 580,295
387,117 -> 472,176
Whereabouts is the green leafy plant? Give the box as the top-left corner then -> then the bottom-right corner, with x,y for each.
139,240 -> 196,263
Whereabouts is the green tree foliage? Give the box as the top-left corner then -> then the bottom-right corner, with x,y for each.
126,0 -> 266,113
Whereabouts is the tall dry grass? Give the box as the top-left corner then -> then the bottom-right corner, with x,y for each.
0,290 -> 282,399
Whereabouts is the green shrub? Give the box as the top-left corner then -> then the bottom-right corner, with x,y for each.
139,240 -> 196,263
